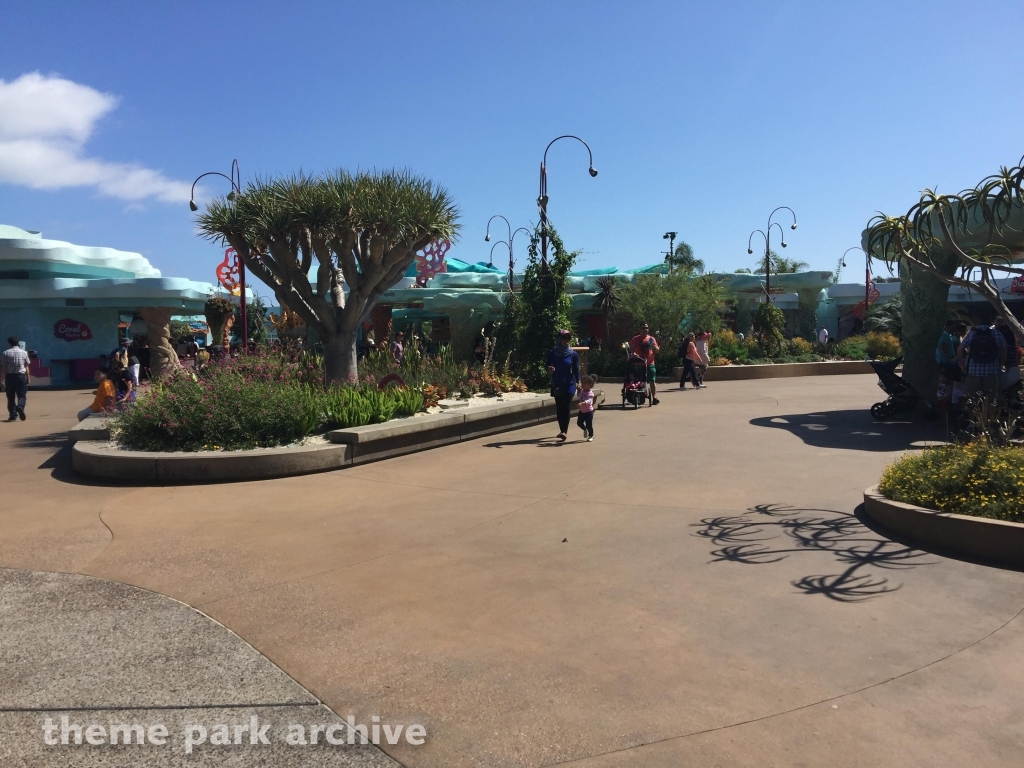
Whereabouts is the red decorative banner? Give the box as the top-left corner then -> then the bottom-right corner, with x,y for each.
217,247 -> 241,292
54,318 -> 93,341
1011,276 -> 1024,295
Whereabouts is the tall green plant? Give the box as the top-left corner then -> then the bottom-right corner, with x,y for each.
496,226 -> 578,387
591,276 -> 621,344
752,301 -> 786,357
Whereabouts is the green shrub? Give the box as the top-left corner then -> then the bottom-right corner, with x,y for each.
788,337 -> 814,355
112,370 -> 318,451
836,335 -> 869,360
392,387 -> 425,416
865,331 -> 901,360
879,444 -> 1024,523
709,328 -> 749,363
752,302 -> 786,357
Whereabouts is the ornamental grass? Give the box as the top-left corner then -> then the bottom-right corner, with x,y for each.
878,444 -> 1024,523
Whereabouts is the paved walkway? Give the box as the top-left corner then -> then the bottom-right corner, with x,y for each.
2,377 -> 1023,767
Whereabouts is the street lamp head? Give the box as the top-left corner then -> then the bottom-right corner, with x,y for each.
538,195 -> 549,207
484,233 -> 491,242
747,248 -> 753,255
841,260 -> 847,268
189,199 -> 198,212
790,223 -> 797,230
226,191 -> 236,202
589,166 -> 598,178
781,241 -> 788,248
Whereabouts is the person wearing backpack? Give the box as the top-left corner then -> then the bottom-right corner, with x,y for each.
957,312 -> 1007,399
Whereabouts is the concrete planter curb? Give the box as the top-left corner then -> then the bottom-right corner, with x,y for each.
67,413 -> 110,444
863,485 -> 1024,569
70,391 -> 605,483
671,360 -> 873,382
73,440 -> 353,482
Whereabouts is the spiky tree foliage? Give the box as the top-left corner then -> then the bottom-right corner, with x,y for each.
864,297 -> 903,340
197,170 -> 459,383
666,241 -> 704,274
591,275 -> 621,343
754,250 -> 809,274
865,155 -> 1024,395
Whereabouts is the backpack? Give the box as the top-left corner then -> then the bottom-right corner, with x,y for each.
969,328 -> 998,365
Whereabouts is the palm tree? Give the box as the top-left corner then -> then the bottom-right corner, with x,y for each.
864,297 -> 902,339
592,276 -> 621,344
754,250 -> 809,274
197,170 -> 459,383
666,241 -> 705,274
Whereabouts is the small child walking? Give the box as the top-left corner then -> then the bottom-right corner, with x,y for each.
577,374 -> 596,442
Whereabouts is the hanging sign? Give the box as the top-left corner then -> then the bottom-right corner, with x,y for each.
54,319 -> 93,341
1010,276 -> 1024,295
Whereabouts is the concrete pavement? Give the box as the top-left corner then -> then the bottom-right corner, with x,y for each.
1,377 -> 1022,766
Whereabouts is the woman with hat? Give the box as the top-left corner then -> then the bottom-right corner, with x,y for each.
545,330 -> 581,442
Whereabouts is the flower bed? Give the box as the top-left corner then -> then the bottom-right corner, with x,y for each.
111,352 -> 423,452
110,349 -> 527,453
878,444 -> 1024,523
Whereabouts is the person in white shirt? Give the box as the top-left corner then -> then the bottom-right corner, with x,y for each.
2,336 -> 31,421
818,326 -> 830,345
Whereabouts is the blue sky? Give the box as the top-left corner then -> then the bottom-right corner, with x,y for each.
2,0 -> 1023,288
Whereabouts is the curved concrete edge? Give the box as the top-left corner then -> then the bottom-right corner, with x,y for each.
671,360 -> 873,382
71,392 -> 601,483
863,485 -> 1024,569
72,440 -> 352,483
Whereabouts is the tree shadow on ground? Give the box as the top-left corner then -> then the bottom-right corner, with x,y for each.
750,409 -> 948,452
7,431 -> 68,450
693,503 -> 935,602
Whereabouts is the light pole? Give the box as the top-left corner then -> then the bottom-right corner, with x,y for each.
190,159 -> 248,351
841,246 -> 872,314
485,215 -> 530,292
663,231 -> 677,266
538,136 -> 597,271
747,206 -> 798,299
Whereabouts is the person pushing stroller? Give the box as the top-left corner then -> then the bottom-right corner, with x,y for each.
629,323 -> 660,405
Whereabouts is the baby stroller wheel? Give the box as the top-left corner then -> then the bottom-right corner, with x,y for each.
870,402 -> 888,420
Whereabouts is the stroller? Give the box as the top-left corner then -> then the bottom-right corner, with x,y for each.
622,355 -> 650,409
869,357 -> 924,420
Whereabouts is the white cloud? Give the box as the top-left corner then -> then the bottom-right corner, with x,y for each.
0,72 -> 192,203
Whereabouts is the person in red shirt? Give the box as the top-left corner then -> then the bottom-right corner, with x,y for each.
629,322 -> 660,405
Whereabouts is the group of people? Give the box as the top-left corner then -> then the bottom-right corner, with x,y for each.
936,311 -> 1021,407
544,322 -> 714,443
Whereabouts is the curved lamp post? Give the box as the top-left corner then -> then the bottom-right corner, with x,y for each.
538,135 -> 597,270
189,159 -> 248,351
485,215 -> 530,291
842,246 -> 872,313
747,206 -> 798,298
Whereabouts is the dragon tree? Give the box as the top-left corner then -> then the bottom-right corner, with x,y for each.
197,170 -> 459,383
864,156 -> 1024,396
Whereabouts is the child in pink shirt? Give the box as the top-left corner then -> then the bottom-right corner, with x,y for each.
576,374 -> 596,442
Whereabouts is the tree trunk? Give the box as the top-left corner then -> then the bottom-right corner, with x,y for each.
323,330 -> 358,385
370,304 -> 392,351
138,307 -> 180,379
900,259 -> 954,402
604,310 -> 610,345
